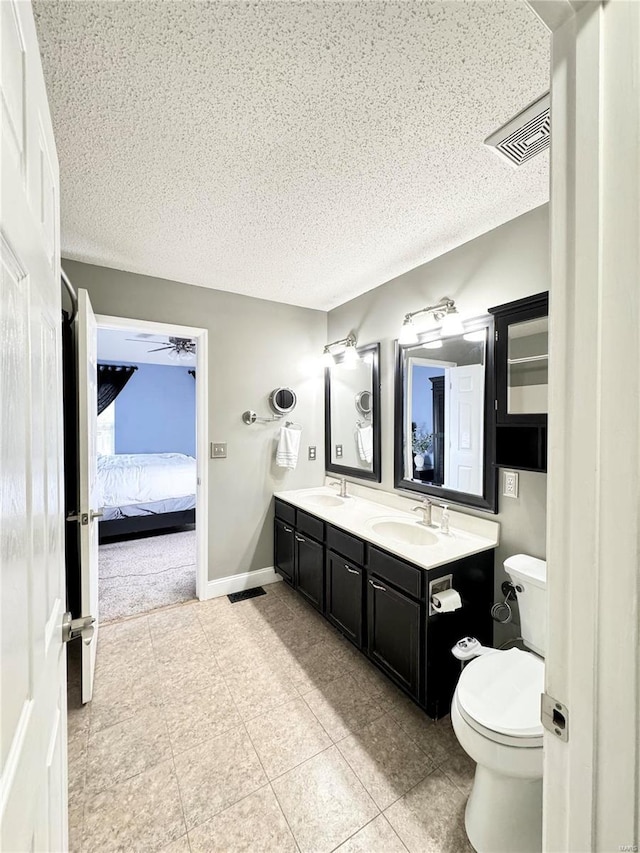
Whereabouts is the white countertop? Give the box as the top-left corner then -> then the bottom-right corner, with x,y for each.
274,482 -> 499,572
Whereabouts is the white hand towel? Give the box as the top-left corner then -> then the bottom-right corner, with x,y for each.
276,426 -> 302,469
356,424 -> 373,464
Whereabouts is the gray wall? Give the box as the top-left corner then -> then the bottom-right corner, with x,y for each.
327,204 -> 549,643
64,260 -> 327,584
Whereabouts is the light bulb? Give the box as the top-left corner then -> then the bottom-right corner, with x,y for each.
322,348 -> 335,368
440,309 -> 464,337
398,318 -> 418,345
463,330 -> 485,343
342,343 -> 359,369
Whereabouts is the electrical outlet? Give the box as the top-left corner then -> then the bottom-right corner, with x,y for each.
503,470 -> 519,498
335,444 -> 343,459
308,446 -> 317,461
211,442 -> 227,459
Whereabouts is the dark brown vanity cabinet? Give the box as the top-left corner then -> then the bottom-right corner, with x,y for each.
325,551 -> 363,648
367,574 -> 421,700
489,292 -> 549,472
274,518 -> 295,584
274,502 -> 324,610
295,533 -> 324,610
274,497 -> 494,719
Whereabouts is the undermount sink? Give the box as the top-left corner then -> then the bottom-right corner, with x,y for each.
368,518 -> 438,547
303,493 -> 345,508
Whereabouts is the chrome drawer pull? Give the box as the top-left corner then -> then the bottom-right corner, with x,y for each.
369,579 -> 386,591
295,535 -> 306,542
346,566 -> 359,575
283,526 -> 293,533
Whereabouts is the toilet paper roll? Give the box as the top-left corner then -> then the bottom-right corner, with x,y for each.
431,588 -> 462,613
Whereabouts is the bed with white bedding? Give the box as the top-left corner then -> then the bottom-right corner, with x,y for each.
98,452 -> 196,539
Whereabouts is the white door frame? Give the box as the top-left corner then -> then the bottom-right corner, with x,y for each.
528,1 -> 640,850
95,314 -> 209,601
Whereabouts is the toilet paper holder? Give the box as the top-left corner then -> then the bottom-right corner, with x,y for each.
429,574 -> 454,616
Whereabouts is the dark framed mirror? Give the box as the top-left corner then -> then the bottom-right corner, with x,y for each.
325,342 -> 381,482
394,316 -> 497,512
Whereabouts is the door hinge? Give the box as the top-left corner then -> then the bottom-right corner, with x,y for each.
541,692 -> 569,742
494,399 -> 498,411
495,330 -> 499,342
62,612 -> 95,645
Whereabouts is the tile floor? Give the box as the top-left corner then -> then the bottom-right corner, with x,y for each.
67,581 -> 476,853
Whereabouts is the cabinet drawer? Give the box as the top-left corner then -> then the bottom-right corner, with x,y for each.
326,525 -> 365,566
296,509 -> 324,542
274,499 -> 296,526
368,547 -> 422,600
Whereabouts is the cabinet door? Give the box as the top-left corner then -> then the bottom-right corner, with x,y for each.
274,518 -> 295,584
325,551 -> 363,647
295,534 -> 324,610
495,295 -> 549,426
367,576 -> 422,700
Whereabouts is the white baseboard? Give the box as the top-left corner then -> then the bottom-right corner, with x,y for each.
204,566 -> 282,600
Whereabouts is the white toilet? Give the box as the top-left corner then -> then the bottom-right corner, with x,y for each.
451,554 -> 547,853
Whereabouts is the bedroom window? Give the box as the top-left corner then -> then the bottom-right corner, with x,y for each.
97,402 -> 115,455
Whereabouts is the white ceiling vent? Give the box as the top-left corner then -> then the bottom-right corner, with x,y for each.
485,92 -> 550,167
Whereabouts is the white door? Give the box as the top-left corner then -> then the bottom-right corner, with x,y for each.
75,289 -> 100,703
0,1 -> 67,850
444,364 -> 484,494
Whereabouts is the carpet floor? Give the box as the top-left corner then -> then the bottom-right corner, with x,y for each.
99,529 -> 196,623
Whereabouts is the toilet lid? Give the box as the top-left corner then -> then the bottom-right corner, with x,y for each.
457,648 -> 544,738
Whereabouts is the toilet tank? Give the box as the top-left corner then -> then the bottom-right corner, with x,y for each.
504,554 -> 547,657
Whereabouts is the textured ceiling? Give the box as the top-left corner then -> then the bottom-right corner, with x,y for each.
34,1 -> 549,310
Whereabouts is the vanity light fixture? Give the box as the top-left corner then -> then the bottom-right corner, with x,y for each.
322,333 -> 358,367
423,340 -> 444,349
463,330 -> 486,343
399,298 -> 464,343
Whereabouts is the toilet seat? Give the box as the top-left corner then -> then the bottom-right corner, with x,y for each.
456,648 -> 544,744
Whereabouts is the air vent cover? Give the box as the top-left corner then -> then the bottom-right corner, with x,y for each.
485,92 -> 550,167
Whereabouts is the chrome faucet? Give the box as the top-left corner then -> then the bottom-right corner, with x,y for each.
412,498 -> 433,527
329,478 -> 349,498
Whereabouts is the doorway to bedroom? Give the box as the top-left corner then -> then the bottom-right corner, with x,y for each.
95,316 -> 208,623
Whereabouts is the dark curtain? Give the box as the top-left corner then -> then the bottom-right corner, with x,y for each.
97,364 -> 137,415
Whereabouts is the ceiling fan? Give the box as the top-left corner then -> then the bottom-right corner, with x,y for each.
125,335 -> 196,361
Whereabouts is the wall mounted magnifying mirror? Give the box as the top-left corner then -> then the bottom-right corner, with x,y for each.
394,317 -> 497,512
270,387 -> 297,415
325,343 -> 381,482
355,390 -> 372,417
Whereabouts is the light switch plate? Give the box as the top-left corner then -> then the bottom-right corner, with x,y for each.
335,444 -> 343,459
503,470 -> 519,498
211,442 -> 227,459
308,446 -> 317,461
